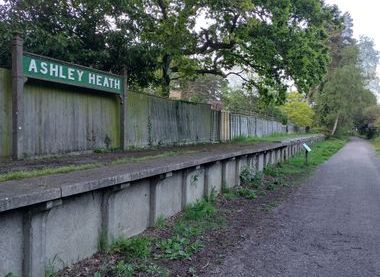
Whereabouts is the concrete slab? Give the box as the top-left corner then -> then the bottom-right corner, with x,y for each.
44,192 -> 102,271
257,153 -> 265,172
183,167 -> 205,206
271,150 -> 276,165
247,154 -> 258,173
205,161 -> 222,196
107,180 -> 150,240
223,158 -> 236,188
0,210 -> 23,277
237,156 -> 248,186
154,172 -> 182,220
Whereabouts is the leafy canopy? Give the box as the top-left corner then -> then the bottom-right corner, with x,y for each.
281,92 -> 315,127
0,0 -> 339,101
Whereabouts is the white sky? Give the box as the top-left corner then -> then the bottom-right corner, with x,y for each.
325,0 -> 379,42
325,0 -> 380,61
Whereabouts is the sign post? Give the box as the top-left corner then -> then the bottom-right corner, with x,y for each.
11,35 -> 24,159
120,68 -> 128,150
303,143 -> 311,165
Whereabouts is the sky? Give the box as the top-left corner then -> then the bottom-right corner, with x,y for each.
325,0 -> 380,57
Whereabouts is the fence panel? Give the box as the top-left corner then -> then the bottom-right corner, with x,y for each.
0,69 -> 12,158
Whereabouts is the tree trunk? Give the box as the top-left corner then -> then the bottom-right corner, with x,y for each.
331,114 -> 339,136
160,54 -> 172,97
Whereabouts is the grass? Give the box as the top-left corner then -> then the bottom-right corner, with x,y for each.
0,163 -> 100,183
156,199 -> 224,261
0,132 -> 314,183
0,150 -> 193,183
111,236 -> 152,259
88,197 -> 224,276
231,132 -> 315,144
226,137 -> 347,201
57,138 -> 345,276
371,137 -> 380,153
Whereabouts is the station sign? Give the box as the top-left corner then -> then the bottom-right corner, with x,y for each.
23,52 -> 123,94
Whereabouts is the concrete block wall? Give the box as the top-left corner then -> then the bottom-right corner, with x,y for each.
0,135 -> 324,276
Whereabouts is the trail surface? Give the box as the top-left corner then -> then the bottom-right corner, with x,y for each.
209,138 -> 380,277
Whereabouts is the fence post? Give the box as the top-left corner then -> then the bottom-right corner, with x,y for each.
11,35 -> 24,160
120,68 -> 128,151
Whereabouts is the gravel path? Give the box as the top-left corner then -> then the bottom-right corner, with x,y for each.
208,137 -> 380,277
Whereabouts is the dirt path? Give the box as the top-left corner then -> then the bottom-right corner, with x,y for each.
206,137 -> 380,277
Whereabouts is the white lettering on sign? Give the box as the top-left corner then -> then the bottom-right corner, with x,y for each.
77,70 -> 84,82
28,59 -> 38,73
26,58 -> 122,92
40,62 -> 48,75
50,63 -> 59,77
67,68 -> 75,80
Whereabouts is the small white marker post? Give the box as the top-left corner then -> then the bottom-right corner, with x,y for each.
303,143 -> 311,165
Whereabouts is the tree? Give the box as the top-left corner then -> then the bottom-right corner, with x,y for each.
173,74 -> 228,104
0,0 -> 340,102
281,92 -> 315,127
358,36 -> 380,94
221,87 -> 287,123
354,105 -> 380,138
315,46 -> 377,135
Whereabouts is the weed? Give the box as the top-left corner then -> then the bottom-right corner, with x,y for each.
45,255 -> 63,277
222,187 -> 239,200
0,163 -> 100,183
98,229 -> 108,252
182,200 -> 216,221
204,187 -> 217,203
0,150 -> 196,183
4,273 -> 18,277
231,133 -> 313,144
236,187 -> 257,199
240,166 -> 256,185
111,236 -> 152,259
156,235 -> 203,260
188,266 -> 198,277
154,215 -> 166,229
190,174 -> 199,186
113,261 -> 134,277
239,166 -> 264,189
139,262 -> 169,276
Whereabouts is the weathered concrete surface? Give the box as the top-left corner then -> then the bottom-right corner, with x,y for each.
183,167 -> 205,206
0,135 -> 323,213
204,161 -> 222,196
153,172 -> 182,220
257,153 -> 265,172
0,135 -> 323,276
209,138 -> 380,277
0,210 -> 23,277
236,156 -> 248,186
45,193 -> 102,271
247,155 -> 258,173
107,180 -> 150,240
222,158 -> 236,188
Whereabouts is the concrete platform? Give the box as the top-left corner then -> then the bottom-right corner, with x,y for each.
0,135 -> 324,276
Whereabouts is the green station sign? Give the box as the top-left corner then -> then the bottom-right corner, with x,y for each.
23,53 -> 123,94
